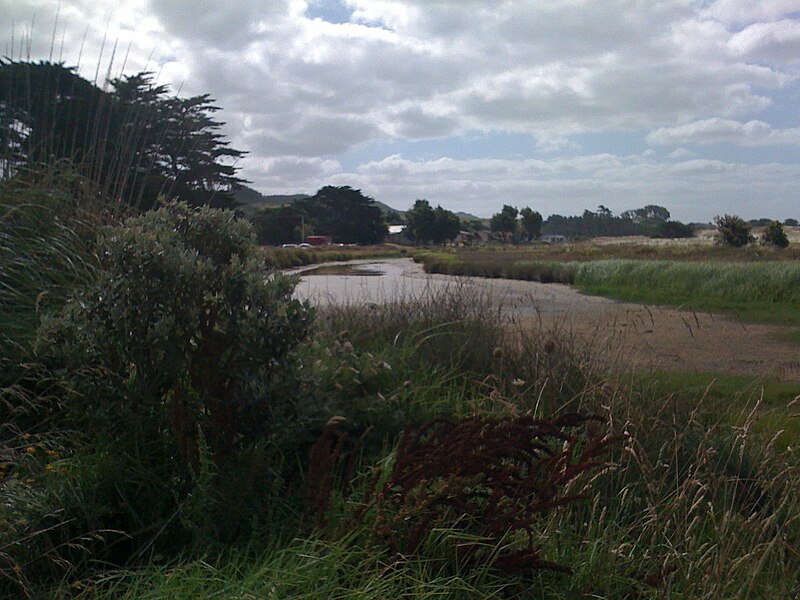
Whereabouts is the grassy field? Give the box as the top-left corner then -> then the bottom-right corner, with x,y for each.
416,246 -> 800,325
3,177 -> 800,599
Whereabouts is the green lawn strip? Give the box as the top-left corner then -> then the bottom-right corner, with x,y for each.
774,329 -> 800,345
418,253 -> 800,327
576,282 -> 800,326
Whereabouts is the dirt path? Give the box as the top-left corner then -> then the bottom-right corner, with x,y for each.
296,258 -> 800,382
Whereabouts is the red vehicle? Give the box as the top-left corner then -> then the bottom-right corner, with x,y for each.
305,235 -> 332,246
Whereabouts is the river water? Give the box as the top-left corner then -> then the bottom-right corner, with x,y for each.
290,258 -> 800,380
292,258 -> 616,320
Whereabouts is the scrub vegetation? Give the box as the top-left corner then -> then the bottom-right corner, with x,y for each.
2,58 -> 799,600
2,173 -> 800,599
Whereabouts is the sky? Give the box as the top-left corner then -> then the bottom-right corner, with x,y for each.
2,0 -> 800,221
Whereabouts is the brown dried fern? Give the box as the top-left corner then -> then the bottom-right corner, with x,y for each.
364,413 -> 620,576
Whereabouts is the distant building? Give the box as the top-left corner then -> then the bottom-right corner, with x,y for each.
540,234 -> 566,244
388,225 -> 406,235
475,230 -> 492,243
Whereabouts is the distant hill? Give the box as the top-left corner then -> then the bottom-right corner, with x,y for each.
454,211 -> 486,223
233,185 -> 482,222
234,186 -> 309,207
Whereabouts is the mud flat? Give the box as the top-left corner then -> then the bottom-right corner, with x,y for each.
293,258 -> 800,382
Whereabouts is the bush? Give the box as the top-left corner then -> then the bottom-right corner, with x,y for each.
652,220 -> 694,239
36,201 -> 313,544
714,214 -> 753,247
761,220 -> 789,248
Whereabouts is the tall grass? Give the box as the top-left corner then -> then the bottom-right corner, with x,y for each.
263,245 -> 405,269
418,252 -> 800,324
576,259 -> 800,305
66,303 -> 800,598
4,241 -> 799,597
0,165 -> 109,365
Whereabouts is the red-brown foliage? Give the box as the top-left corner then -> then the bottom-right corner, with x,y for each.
362,413 -> 619,576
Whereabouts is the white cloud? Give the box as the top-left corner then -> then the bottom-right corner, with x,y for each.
3,0 -> 800,220
71,0 -> 794,154
647,118 -> 800,146
728,19 -> 800,64
247,152 -> 800,222
703,0 -> 799,25
668,147 -> 696,159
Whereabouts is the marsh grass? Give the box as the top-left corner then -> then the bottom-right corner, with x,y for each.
419,252 -> 800,325
3,269 -> 798,598
67,350 -> 800,599
263,244 -> 405,269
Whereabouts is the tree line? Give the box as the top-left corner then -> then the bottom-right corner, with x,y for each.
251,186 -> 388,245
1,60 -> 245,209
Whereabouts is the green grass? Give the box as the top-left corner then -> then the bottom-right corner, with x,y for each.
418,252 -> 800,326
0,168 -> 106,354
776,329 -> 800,345
625,370 -> 800,455
575,260 -> 800,325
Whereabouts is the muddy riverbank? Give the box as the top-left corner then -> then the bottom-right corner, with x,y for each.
293,258 -> 800,382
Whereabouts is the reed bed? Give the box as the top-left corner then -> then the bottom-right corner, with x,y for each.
262,245 -> 406,269
418,252 -> 800,324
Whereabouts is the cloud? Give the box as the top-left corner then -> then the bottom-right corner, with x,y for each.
702,0 -> 799,25
668,147 -> 696,159
42,0 -> 788,156
247,152 -> 800,223
647,118 -> 800,146
727,19 -> 800,63
3,0 -> 800,221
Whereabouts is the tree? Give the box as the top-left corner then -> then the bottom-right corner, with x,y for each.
595,205 -> 613,219
519,207 -> 543,241
110,74 -> 246,209
714,214 -> 753,247
0,60 -> 246,209
490,205 -> 518,240
652,220 -> 694,239
432,205 -> 461,244
406,199 -> 437,243
761,220 -> 789,248
783,218 -> 798,227
405,199 -> 460,244
385,210 -> 404,225
299,186 -> 386,244
252,205 -> 304,245
620,205 -> 670,223
0,61 -> 106,177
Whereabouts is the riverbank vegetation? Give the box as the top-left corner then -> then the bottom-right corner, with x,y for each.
262,244 -> 406,269
416,247 -> 800,325
2,170 -> 800,598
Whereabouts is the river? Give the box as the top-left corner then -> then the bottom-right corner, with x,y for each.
292,258 -> 800,381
